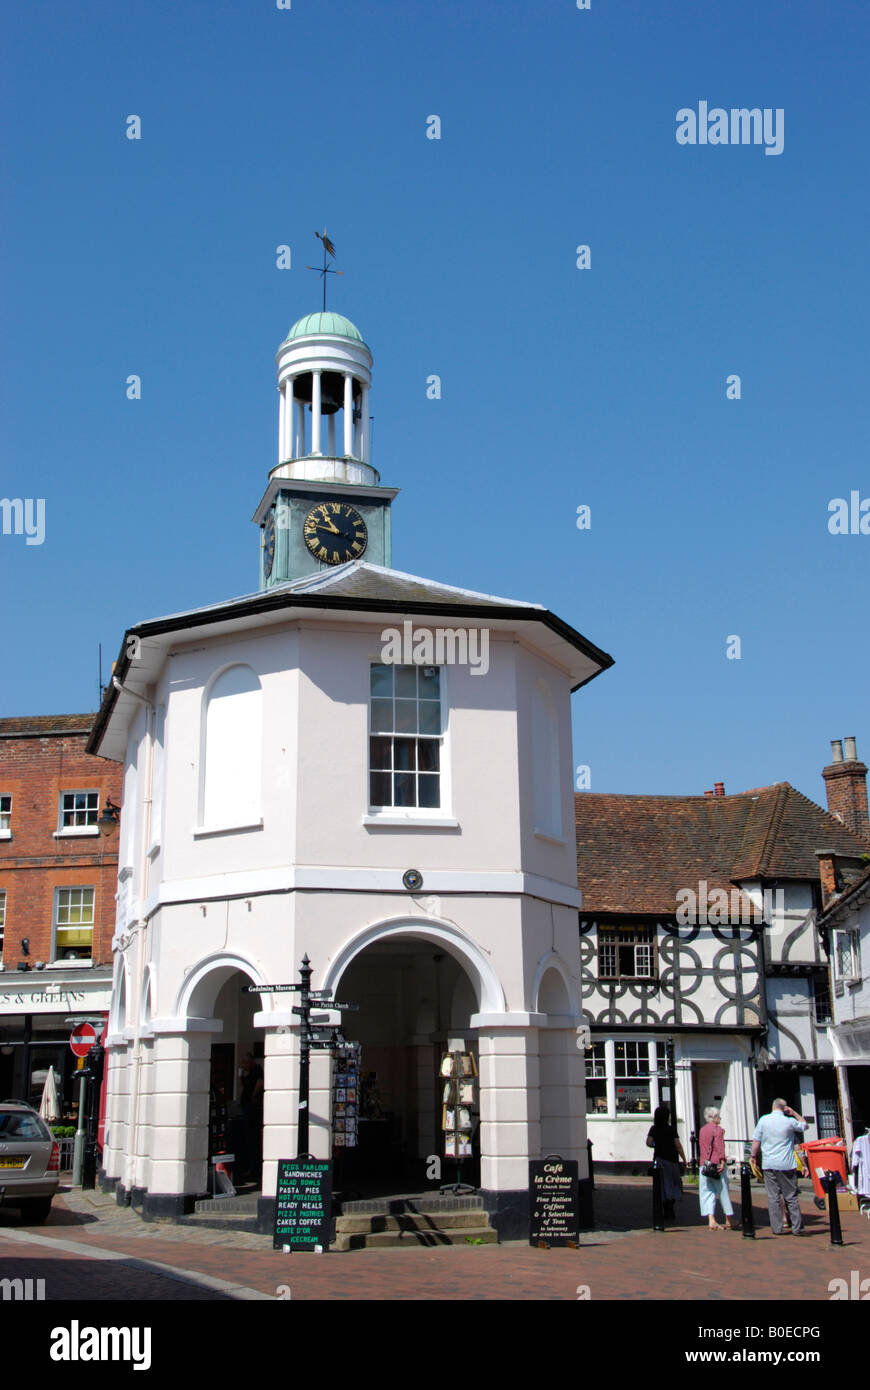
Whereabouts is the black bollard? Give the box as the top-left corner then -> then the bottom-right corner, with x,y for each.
825,1171 -> 844,1247
652,1158 -> 665,1231
689,1130 -> 699,1177
740,1162 -> 756,1238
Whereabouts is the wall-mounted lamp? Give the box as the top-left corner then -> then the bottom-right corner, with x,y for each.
98,797 -> 121,838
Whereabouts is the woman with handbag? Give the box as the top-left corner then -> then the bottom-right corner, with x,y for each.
646,1103 -> 686,1218
698,1105 -> 734,1230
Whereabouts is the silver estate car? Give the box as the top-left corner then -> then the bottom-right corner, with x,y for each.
0,1101 -> 60,1223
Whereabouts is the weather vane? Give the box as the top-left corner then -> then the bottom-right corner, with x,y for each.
307,229 -> 343,311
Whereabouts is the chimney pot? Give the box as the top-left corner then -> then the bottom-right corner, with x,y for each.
704,789 -> 714,798
844,736 -> 858,762
714,782 -> 725,797
831,739 -> 843,763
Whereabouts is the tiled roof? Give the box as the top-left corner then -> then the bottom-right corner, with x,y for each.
0,714 -> 96,737
575,785 -> 870,915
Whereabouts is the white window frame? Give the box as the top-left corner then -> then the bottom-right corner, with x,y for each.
598,925 -> 658,982
55,789 -> 100,838
585,1037 -> 668,1119
52,885 -> 95,962
832,928 -> 861,984
364,662 -> 456,826
0,793 -> 11,838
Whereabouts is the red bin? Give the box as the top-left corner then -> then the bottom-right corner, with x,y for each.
799,1138 -> 848,1199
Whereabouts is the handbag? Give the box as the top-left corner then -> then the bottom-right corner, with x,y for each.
700,1127 -> 721,1178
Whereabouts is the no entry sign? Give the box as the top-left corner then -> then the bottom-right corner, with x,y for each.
70,1023 -> 97,1057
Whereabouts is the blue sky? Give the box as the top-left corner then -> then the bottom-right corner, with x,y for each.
2,0 -> 867,803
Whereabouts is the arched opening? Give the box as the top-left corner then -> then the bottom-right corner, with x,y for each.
181,958 -> 266,1195
332,935 -> 482,1194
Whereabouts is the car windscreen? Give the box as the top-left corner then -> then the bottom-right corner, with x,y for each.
0,1112 -> 51,1140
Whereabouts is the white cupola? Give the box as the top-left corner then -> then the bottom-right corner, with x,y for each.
273,311 -> 377,488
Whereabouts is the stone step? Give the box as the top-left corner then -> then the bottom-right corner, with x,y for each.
335,1209 -> 489,1235
178,1211 -> 263,1234
337,1193 -> 483,1215
333,1225 -> 497,1252
194,1195 -> 260,1215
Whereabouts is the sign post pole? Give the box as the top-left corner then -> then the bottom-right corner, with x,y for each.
68,1023 -> 97,1188
71,1068 -> 87,1187
297,954 -> 312,1158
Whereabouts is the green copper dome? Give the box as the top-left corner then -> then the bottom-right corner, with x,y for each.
284,311 -> 364,344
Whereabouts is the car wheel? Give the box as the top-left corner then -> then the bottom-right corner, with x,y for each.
20,1197 -> 52,1224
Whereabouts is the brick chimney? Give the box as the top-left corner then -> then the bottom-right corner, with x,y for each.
822,737 -> 870,840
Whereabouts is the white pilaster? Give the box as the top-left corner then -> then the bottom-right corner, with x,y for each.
477,1027 -> 540,1192
146,1031 -> 211,1196
343,374 -> 353,457
278,385 -> 286,465
296,399 -> 306,458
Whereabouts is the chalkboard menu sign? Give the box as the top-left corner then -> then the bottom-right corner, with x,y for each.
529,1156 -> 579,1247
273,1158 -> 333,1252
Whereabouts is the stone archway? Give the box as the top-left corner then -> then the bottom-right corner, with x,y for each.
330,936 -> 480,1190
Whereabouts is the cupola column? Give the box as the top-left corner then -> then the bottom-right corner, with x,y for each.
343,373 -> 354,458
295,397 -> 306,457
285,377 -> 295,460
361,384 -> 370,463
278,385 -> 286,465
311,370 -> 322,454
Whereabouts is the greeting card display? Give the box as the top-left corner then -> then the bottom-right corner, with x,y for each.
332,1042 -> 361,1149
439,1048 -> 478,1193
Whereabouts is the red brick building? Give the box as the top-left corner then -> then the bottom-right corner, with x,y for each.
0,715 -> 122,1110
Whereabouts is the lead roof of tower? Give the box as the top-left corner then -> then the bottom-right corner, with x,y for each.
282,311 -> 365,345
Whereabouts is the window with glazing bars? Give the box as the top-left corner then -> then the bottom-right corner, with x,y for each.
598,926 -> 657,979
369,664 -> 441,809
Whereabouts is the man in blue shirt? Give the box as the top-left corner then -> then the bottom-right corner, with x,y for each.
751,1099 -> 809,1235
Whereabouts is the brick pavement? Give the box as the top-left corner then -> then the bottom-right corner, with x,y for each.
1,1179 -> 866,1301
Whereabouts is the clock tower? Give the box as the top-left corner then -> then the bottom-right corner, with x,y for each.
252,310 -> 398,587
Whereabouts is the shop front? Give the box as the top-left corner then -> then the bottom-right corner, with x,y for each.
0,968 -> 111,1118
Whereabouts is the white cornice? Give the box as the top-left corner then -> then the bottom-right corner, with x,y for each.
140,864 -> 582,915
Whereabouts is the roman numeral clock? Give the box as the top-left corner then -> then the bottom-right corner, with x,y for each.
253,308 -> 398,588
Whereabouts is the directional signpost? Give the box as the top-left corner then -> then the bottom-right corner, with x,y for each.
245,955 -> 358,1252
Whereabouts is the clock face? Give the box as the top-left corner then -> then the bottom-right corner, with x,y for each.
303,501 -> 367,565
263,511 -> 276,577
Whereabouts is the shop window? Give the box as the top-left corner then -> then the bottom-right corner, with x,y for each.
369,664 -> 442,810
599,926 -> 657,981
57,790 -> 99,833
53,887 -> 94,961
0,793 -> 11,835
585,1041 -> 608,1114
